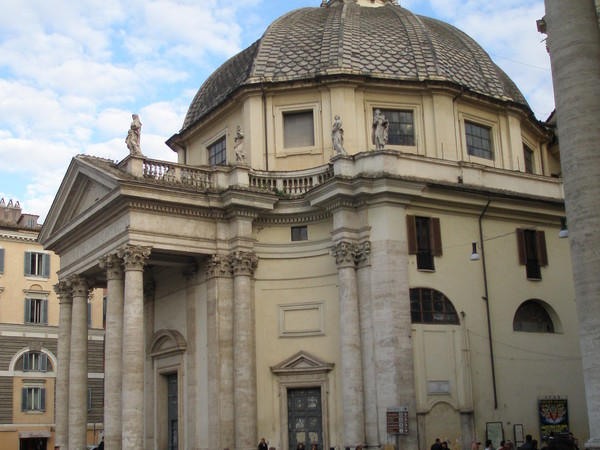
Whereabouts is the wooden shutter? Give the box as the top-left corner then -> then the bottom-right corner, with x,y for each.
406,215 -> 417,254
41,300 -> 48,325
23,353 -> 31,371
40,353 -> 48,372
42,254 -> 50,277
21,388 -> 28,411
516,229 -> 526,265
88,302 -> 92,327
0,248 -> 4,273
24,252 -> 32,275
430,218 -> 443,256
537,230 -> 548,266
40,388 -> 46,411
24,298 -> 31,323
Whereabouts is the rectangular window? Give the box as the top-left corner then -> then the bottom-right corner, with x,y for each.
380,109 -> 415,146
0,248 -> 4,274
23,352 -> 48,372
24,298 -> 48,325
523,144 -> 534,174
465,121 -> 493,160
21,387 -> 46,412
208,137 -> 227,166
516,228 -> 547,280
291,226 -> 308,241
283,111 -> 315,148
24,252 -> 50,277
26,218 -> 36,228
406,215 -> 442,271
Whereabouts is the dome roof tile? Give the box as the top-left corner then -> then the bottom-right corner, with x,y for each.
181,1 -> 528,132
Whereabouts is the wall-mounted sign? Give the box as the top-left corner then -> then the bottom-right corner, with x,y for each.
428,380 -> 451,394
539,398 -> 569,438
387,406 -> 409,435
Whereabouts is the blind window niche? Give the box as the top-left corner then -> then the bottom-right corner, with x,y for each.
283,110 -> 315,148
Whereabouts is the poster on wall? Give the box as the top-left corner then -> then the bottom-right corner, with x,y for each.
539,398 -> 569,439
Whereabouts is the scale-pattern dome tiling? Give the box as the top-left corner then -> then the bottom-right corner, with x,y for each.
182,2 -> 529,133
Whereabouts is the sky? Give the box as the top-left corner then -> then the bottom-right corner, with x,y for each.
0,0 -> 553,222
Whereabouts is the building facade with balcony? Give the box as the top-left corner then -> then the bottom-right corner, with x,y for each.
0,199 -> 105,450
39,1 -> 588,450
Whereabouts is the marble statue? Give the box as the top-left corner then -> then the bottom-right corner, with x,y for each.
234,126 -> 247,165
372,109 -> 389,150
331,115 -> 348,156
126,114 -> 143,156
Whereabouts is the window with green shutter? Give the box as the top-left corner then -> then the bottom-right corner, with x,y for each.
0,248 -> 5,274
24,252 -> 50,277
21,387 -> 46,411
24,298 -> 48,325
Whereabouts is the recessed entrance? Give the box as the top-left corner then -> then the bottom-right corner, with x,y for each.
287,387 -> 323,450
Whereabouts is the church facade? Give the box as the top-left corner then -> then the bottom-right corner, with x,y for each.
39,1 -> 588,450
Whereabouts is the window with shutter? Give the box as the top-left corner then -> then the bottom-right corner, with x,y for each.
24,298 -> 48,324
516,228 -> 547,280
22,387 -> 46,411
406,215 -> 442,270
0,248 -> 4,274
24,252 -> 50,277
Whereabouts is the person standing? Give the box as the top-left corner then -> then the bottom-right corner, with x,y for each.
259,438 -> 269,450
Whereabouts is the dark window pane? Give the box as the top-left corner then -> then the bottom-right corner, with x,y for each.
380,109 -> 415,146
513,300 -> 554,333
208,137 -> 227,166
465,122 -> 493,160
409,288 -> 460,325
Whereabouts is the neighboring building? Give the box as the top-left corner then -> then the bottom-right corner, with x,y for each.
39,1 -> 587,450
0,199 -> 105,450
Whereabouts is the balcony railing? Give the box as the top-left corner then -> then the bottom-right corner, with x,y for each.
249,165 -> 334,196
142,159 -> 212,189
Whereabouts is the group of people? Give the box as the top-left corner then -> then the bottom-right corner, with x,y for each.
430,432 -> 580,450
260,438 -> 365,450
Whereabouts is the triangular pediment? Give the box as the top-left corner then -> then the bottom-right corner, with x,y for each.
271,351 -> 334,375
39,156 -> 121,244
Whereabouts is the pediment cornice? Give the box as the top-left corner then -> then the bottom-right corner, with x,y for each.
271,350 -> 334,376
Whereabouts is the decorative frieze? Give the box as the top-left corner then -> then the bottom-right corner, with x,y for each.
99,253 -> 124,280
229,251 -> 259,276
117,245 -> 151,271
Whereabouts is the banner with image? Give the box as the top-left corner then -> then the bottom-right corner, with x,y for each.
539,398 -> 569,438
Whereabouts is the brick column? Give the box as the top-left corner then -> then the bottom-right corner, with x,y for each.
118,245 -> 151,449
68,275 -> 92,450
54,280 -> 73,450
99,253 -> 125,450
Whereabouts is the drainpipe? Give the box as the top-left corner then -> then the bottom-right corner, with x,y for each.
478,198 -> 498,409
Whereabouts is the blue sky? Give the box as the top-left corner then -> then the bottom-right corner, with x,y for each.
0,0 -> 552,222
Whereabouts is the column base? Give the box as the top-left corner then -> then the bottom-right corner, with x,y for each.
585,438 -> 600,450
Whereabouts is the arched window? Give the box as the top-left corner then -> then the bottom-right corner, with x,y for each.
513,300 -> 554,333
410,288 -> 459,325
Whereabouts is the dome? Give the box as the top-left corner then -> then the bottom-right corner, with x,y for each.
181,0 -> 527,132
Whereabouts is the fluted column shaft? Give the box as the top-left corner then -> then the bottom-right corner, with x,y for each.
68,275 -> 92,450
54,281 -> 73,450
332,242 -> 365,448
231,251 -> 258,450
99,253 -> 125,450
119,245 -> 151,450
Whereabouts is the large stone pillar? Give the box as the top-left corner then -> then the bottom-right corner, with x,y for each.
99,253 -> 125,450
118,245 -> 151,450
68,275 -> 92,450
355,242 -> 379,449
183,263 -> 199,450
230,250 -> 258,450
544,2 -> 600,448
206,255 -> 235,450
54,281 -> 73,450
331,241 -> 366,448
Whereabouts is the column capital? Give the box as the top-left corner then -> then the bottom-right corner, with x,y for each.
67,274 -> 93,298
117,245 -> 151,271
354,241 -> 371,268
54,280 -> 72,304
331,241 -> 356,268
182,263 -> 197,281
99,253 -> 124,280
205,254 -> 232,279
229,251 -> 258,276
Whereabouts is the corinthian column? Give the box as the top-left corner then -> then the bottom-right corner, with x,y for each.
230,250 -> 258,450
355,242 -> 379,449
331,241 -> 365,448
54,281 -> 72,450
206,255 -> 235,450
118,245 -> 151,450
99,253 -> 125,450
68,275 -> 92,450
